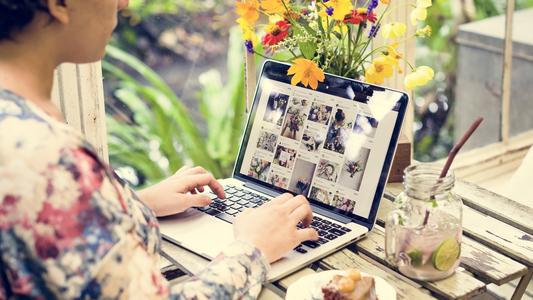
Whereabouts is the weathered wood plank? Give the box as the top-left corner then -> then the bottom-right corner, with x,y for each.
277,268 -> 317,290
455,179 -> 533,235
383,187 -> 533,268
353,226 -> 486,299
320,249 -> 436,300
258,287 -> 284,300
359,224 -> 527,286
161,239 -> 209,275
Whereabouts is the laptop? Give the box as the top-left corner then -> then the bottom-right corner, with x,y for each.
159,60 -> 408,281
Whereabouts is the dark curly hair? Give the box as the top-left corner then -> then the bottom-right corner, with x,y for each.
0,0 -> 65,41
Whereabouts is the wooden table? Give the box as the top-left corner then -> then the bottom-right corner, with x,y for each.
159,181 -> 533,300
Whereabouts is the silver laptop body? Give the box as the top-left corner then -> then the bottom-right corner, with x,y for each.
159,60 -> 409,281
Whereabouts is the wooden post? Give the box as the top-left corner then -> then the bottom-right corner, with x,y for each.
52,62 -> 109,162
501,0 -> 515,145
244,53 -> 257,113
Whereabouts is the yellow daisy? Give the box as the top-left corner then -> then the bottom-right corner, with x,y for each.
261,0 -> 289,15
404,66 -> 434,89
324,0 -> 353,21
381,22 -> 406,39
365,56 -> 394,84
236,0 -> 260,26
287,59 -> 325,90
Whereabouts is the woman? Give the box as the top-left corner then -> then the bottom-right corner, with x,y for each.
0,0 -> 319,299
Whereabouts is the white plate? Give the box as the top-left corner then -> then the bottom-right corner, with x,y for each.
286,270 -> 397,300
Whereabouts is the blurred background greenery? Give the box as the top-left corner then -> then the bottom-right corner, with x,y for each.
104,0 -> 533,187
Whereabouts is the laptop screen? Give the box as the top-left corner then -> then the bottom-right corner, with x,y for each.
234,61 -> 407,224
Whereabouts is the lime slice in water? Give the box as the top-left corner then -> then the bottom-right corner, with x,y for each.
431,238 -> 460,271
407,249 -> 423,266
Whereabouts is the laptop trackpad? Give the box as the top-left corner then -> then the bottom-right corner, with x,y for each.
159,209 -> 234,259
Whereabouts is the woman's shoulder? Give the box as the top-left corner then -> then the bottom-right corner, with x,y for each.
0,90 -> 81,171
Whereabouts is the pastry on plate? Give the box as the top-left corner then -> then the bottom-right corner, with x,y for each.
321,269 -> 378,300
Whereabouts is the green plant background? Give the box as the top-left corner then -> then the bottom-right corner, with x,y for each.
105,0 -> 533,187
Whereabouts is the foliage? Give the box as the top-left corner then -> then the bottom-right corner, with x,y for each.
413,0 -> 533,161
235,0 -> 434,90
104,27 -> 247,187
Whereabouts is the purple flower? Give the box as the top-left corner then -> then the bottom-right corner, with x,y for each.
244,40 -> 254,54
323,0 -> 330,3
368,24 -> 381,38
368,0 -> 378,13
326,6 -> 334,16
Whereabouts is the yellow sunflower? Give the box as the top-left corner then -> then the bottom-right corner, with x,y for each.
287,59 -> 325,90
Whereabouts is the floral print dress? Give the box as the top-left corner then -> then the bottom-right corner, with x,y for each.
0,90 -> 269,300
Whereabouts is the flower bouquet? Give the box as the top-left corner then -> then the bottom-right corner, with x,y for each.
236,0 -> 434,90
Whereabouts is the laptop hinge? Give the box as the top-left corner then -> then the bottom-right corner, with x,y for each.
242,180 -> 283,198
311,205 -> 352,224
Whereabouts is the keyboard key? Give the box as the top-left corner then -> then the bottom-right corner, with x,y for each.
331,223 -> 341,228
314,216 -> 323,221
294,247 -> 307,254
339,227 -> 352,232
317,238 -> 328,245
318,230 -> 328,237
238,200 -> 248,205
245,202 -> 255,208
235,192 -> 245,197
250,198 -> 261,204
243,194 -> 253,201
225,209 -> 238,216
229,196 -> 241,202
231,203 -> 242,210
216,213 -> 235,223
303,241 -> 320,249
311,221 -> 320,227
205,208 -> 221,216
197,206 -> 209,211
225,189 -> 236,195
324,234 -> 338,240
318,224 -> 332,231
329,228 -> 347,236
322,220 -> 332,225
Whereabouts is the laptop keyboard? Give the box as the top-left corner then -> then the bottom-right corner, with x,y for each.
197,184 -> 352,253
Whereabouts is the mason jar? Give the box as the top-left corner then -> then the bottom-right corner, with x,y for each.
385,163 -> 463,281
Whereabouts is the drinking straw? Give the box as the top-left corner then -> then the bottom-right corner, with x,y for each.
439,117 -> 484,178
422,117 -> 484,226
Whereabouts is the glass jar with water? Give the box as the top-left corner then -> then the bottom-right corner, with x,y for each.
385,164 -> 462,281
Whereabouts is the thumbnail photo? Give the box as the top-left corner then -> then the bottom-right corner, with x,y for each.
247,156 -> 271,181
353,114 -> 379,138
308,102 -> 333,125
309,186 -> 333,205
256,131 -> 278,152
324,108 -> 355,154
316,159 -> 340,183
281,97 -> 310,141
273,145 -> 297,169
339,147 -> 371,191
331,195 -> 357,213
288,158 -> 316,195
263,92 -> 289,126
268,173 -> 289,189
300,129 -> 325,152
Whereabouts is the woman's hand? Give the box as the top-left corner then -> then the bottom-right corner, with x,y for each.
137,166 -> 225,217
234,194 -> 319,263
